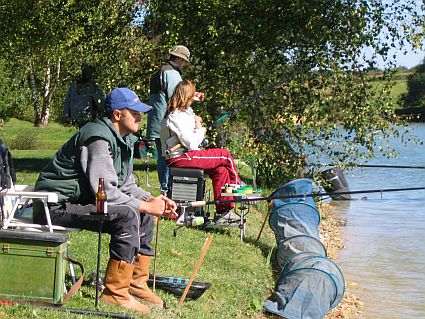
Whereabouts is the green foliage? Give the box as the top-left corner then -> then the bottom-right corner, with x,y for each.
0,59 -> 31,123
143,0 -> 424,187
0,0 -> 423,186
403,60 -> 425,107
0,1 -> 157,126
6,131 -> 40,150
1,118 -> 77,150
389,80 -> 408,103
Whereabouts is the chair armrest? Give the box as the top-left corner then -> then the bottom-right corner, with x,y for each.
2,190 -> 59,203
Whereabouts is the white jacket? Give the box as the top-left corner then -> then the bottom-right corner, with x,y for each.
160,107 -> 205,159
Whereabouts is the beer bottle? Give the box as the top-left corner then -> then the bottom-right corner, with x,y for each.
96,177 -> 108,215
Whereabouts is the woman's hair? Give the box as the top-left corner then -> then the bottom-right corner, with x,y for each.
167,80 -> 196,114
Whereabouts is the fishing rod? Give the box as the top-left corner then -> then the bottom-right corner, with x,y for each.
173,185 -> 425,238
40,306 -> 135,319
208,112 -> 233,129
176,185 -> 425,208
314,163 -> 425,170
1,302 -> 135,319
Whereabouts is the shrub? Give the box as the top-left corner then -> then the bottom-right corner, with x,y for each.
7,130 -> 41,150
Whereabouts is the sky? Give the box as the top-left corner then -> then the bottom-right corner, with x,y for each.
381,0 -> 424,69
360,44 -> 423,70
368,40 -> 424,70
391,47 -> 424,69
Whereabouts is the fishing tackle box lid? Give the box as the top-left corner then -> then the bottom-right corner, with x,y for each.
0,229 -> 69,304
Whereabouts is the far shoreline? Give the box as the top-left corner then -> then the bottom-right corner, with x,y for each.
395,106 -> 425,122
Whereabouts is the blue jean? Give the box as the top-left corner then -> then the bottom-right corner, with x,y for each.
155,138 -> 169,194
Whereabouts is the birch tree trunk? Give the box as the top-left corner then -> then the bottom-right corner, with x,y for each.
28,60 -> 41,126
32,60 -> 60,127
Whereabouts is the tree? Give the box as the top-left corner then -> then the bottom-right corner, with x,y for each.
0,59 -> 30,125
0,1 -> 73,127
0,0 -> 422,187
404,59 -> 425,107
143,0 -> 424,187
0,0 -> 155,127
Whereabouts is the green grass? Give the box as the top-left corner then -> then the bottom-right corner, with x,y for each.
390,79 -> 407,99
368,71 -> 409,109
0,118 -> 78,150
0,119 -> 277,319
371,78 -> 408,103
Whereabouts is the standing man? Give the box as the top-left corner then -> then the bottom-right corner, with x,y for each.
147,45 -> 192,194
34,88 -> 177,314
62,63 -> 105,128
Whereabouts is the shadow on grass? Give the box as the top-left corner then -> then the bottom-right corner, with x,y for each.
133,161 -> 157,171
244,235 -> 280,280
13,157 -> 157,174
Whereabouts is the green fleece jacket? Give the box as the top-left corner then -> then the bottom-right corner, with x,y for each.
35,117 -> 142,207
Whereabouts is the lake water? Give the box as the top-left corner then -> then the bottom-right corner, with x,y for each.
331,123 -> 425,318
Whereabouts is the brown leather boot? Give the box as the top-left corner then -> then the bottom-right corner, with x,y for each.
100,259 -> 151,314
129,254 -> 164,308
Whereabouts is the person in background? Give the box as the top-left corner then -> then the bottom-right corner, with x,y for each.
160,80 -> 242,222
147,45 -> 204,194
62,63 -> 105,128
35,88 -> 177,314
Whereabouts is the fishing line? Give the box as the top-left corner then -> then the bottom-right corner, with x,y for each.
313,163 -> 425,169
176,186 -> 425,208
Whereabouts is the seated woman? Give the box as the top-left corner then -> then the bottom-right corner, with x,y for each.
160,80 -> 243,220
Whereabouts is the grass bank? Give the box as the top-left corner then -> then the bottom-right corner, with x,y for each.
0,119 -> 358,318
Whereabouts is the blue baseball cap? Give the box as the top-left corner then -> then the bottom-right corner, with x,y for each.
105,88 -> 152,113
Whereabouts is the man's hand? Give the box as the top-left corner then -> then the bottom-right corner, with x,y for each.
141,197 -> 165,216
140,195 -> 177,217
159,194 -> 178,218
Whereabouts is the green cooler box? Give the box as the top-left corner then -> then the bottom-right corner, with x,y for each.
0,230 -> 68,304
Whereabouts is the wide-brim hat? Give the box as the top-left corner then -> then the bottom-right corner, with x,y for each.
169,45 -> 191,63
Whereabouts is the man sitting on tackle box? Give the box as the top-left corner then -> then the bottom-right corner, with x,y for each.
34,87 -> 177,314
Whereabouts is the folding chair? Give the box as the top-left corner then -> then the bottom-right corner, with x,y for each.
0,184 -> 70,233
0,142 -> 85,304
0,140 -> 80,233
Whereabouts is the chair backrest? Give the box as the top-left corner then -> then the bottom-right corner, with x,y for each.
1,139 -> 16,227
167,167 -> 206,215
